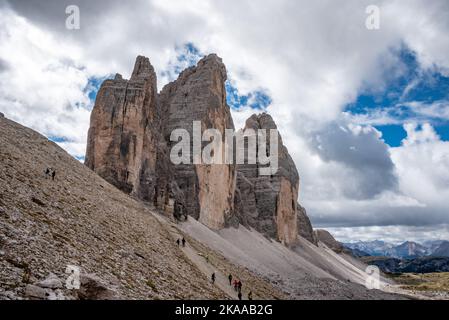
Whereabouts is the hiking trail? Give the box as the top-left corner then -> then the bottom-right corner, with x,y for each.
152,213 -> 239,300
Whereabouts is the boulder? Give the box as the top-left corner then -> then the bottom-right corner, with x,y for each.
36,273 -> 63,289
77,274 -> 120,300
25,284 -> 48,299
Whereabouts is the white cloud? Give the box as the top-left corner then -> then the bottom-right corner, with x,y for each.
392,123 -> 449,209
0,8 -> 90,149
402,122 -> 440,146
328,224 -> 449,244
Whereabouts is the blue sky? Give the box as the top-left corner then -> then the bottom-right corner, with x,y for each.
344,46 -> 449,147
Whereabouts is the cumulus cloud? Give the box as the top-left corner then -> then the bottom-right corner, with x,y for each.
1,0 -> 449,241
308,121 -> 397,200
402,122 -> 440,146
0,7 -> 90,158
328,224 -> 449,244
392,123 -> 449,213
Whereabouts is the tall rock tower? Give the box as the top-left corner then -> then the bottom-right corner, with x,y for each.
86,53 -> 314,245
86,54 -> 236,230
159,54 -> 236,229
85,56 -> 160,195
234,113 -> 299,246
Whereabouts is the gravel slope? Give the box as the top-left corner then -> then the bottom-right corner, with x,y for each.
0,117 -> 281,300
179,218 -> 407,299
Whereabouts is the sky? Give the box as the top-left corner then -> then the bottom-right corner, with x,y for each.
1,0 -> 449,244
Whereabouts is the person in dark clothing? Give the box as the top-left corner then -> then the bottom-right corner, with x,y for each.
182,238 -> 186,247
228,274 -> 233,286
176,239 -> 180,247
237,280 -> 242,293
51,170 -> 56,181
248,291 -> 253,300
45,168 -> 50,178
211,272 -> 216,284
238,291 -> 242,300
233,279 -> 238,291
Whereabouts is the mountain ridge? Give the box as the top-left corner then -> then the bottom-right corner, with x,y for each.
344,240 -> 449,258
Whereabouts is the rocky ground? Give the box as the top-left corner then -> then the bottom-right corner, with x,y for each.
179,217 -> 408,300
0,117 -> 280,300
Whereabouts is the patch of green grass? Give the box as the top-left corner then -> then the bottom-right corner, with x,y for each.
391,272 -> 449,292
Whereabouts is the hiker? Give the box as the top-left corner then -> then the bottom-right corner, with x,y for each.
233,279 -> 238,291
228,274 -> 233,286
51,169 -> 56,181
176,239 -> 180,247
248,291 -> 253,300
45,168 -> 50,179
237,280 -> 242,293
211,272 -> 216,284
182,237 -> 186,247
238,291 -> 242,300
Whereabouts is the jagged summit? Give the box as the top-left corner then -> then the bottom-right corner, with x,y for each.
235,112 -> 301,246
131,55 -> 155,80
86,54 -> 309,246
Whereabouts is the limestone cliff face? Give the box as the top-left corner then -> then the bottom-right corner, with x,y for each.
85,56 -> 159,195
86,54 -> 314,243
159,54 -> 236,229
86,54 -> 235,230
234,113 -> 299,246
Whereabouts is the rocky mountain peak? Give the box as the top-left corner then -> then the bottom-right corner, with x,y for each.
86,53 -> 311,246
234,112 -> 305,246
131,55 -> 155,80
197,53 -> 227,80
245,112 -> 277,130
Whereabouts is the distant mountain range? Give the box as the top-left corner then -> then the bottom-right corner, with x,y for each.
361,256 -> 449,274
344,240 -> 449,259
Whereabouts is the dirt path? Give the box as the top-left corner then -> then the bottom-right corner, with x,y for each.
382,284 -> 439,300
152,213 -> 239,300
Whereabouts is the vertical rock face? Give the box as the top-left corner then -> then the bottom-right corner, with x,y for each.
234,113 -> 299,246
85,53 -> 314,243
86,54 -> 235,230
159,54 -> 236,229
85,56 -> 159,196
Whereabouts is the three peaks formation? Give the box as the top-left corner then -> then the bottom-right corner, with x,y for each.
85,54 -> 312,245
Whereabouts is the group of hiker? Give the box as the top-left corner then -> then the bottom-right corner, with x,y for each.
44,167 -> 56,180
228,273 -> 252,300
175,234 -> 253,300
176,237 -> 186,247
